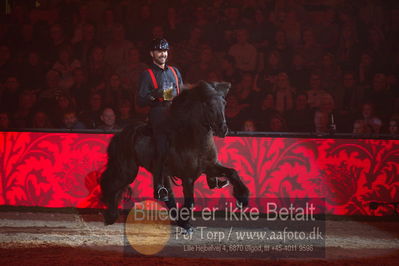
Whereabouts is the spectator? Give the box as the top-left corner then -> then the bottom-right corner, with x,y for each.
53,94 -> 77,127
278,11 -> 301,47
192,6 -> 210,30
336,25 -> 360,70
288,53 -> 309,91
31,111 -> 53,128
313,110 -> 330,135
219,7 -> 241,46
225,92 -> 250,131
97,107 -> 120,130
228,28 -> 258,73
19,51 -> 46,90
352,119 -> 370,135
70,67 -> 89,110
79,92 -> 103,129
235,73 -> 264,110
251,9 -> 276,52
47,24 -> 69,64
63,109 -> 86,129
273,72 -> 295,114
270,30 -> 292,68
388,117 -> 399,136
296,28 -> 323,69
151,25 -> 166,40
164,7 -> 185,43
0,44 -> 16,81
97,8 -> 118,46
242,119 -> 257,132
116,47 -> 148,93
38,70 -> 64,111
14,23 -> 37,62
269,114 -> 287,132
306,72 -> 331,109
52,45 -> 82,91
220,55 -> 240,85
104,24 -> 134,70
257,50 -> 284,92
174,27 -> 204,72
313,8 -> 339,51
357,103 -> 382,134
337,72 -> 364,116
0,111 -> 10,130
319,53 -> 342,93
13,90 -> 37,129
127,5 -> 155,44
186,46 -> 218,83
358,51 -> 376,86
1,75 -> 21,114
73,23 -> 98,66
117,100 -> 140,128
363,26 -> 388,68
257,93 -> 279,131
366,73 -> 394,120
87,46 -> 112,93
103,73 -> 130,108
286,93 -> 313,132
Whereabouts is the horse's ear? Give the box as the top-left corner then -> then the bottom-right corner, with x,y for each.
212,82 -> 231,98
194,80 -> 214,101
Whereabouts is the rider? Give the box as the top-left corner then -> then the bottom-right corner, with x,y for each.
137,38 -> 228,202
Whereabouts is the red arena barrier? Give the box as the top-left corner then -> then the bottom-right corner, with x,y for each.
1,131 -> 398,216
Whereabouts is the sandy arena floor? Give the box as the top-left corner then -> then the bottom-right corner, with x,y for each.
0,211 -> 398,265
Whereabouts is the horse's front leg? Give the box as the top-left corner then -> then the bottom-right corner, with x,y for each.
162,177 -> 191,233
163,177 -> 177,220
177,178 -> 195,233
206,163 -> 249,208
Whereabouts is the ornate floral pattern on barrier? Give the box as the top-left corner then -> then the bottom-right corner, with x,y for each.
0,132 -> 398,215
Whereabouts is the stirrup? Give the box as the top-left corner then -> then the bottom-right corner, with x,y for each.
215,178 -> 229,189
157,186 -> 169,201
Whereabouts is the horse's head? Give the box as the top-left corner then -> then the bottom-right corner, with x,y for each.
171,81 -> 231,137
199,81 -> 231,138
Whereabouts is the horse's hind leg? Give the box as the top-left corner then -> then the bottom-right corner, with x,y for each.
206,163 -> 249,207
100,162 -> 138,225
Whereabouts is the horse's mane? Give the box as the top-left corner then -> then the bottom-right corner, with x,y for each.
170,81 -> 218,125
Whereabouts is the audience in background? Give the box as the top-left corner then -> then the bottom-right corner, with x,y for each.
0,0 -> 398,137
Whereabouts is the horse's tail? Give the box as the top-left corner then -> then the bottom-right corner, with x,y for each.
100,123 -> 141,225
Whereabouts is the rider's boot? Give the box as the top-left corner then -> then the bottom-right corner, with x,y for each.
154,163 -> 169,201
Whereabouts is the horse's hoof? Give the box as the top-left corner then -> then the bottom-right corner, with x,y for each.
103,209 -> 118,225
182,226 -> 194,235
177,220 -> 194,234
236,198 -> 248,209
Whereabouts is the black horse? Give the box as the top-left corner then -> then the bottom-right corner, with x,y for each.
100,81 -> 249,231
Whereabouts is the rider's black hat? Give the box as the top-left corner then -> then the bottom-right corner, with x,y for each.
150,38 -> 169,51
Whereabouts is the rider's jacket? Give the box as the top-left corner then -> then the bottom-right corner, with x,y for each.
137,63 -> 183,107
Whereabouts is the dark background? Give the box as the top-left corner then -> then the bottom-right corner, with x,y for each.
0,0 -> 398,135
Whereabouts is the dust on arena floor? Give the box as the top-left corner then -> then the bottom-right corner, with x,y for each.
0,207 -> 398,266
